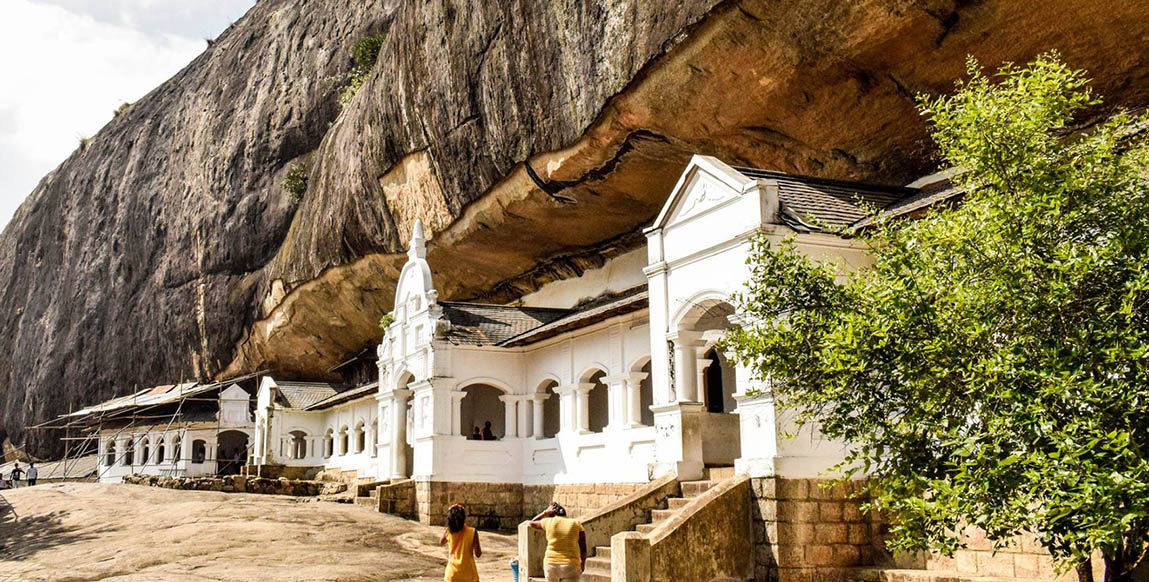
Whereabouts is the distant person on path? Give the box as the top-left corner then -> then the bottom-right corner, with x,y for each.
26,463 -> 37,486
481,421 -> 495,441
439,503 -> 481,582
10,464 -> 22,488
529,502 -> 586,582
471,426 -> 481,441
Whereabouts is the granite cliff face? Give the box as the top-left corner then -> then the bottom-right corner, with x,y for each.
4,0 -> 1149,454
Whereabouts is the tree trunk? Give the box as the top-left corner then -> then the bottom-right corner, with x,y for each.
1079,557 -> 1094,582
1105,549 -> 1136,582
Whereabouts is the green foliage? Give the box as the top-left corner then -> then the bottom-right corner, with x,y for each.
339,34 -> 387,108
726,54 -> 1149,580
379,311 -> 395,330
283,163 -> 309,203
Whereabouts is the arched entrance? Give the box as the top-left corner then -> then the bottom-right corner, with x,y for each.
460,383 -> 505,439
675,297 -> 742,466
216,430 -> 249,475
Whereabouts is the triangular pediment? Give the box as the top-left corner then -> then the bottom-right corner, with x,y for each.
648,155 -> 757,231
219,383 -> 249,401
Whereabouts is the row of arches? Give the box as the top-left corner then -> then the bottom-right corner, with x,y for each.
291,419 -> 380,461
454,360 -> 657,439
103,436 -> 206,467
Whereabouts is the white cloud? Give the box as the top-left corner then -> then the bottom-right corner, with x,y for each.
0,0 -> 254,230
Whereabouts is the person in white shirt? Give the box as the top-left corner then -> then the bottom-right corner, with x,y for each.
26,463 -> 38,486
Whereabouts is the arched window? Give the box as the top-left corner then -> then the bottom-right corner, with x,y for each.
172,436 -> 182,462
156,439 -> 166,464
289,431 -> 308,460
338,426 -> 349,455
704,347 -> 737,414
323,429 -> 334,458
354,421 -> 366,454
124,437 -> 137,466
141,438 -> 151,465
191,439 -> 207,464
460,384 -> 505,439
370,419 -> 379,458
586,370 -> 609,433
538,380 -> 560,438
105,440 -> 116,467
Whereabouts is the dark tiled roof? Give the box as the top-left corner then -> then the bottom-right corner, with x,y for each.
439,302 -> 572,346
500,287 -> 649,347
734,167 -> 916,229
850,184 -> 965,229
306,382 -> 378,410
275,381 -> 347,409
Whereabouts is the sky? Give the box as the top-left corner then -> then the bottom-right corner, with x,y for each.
0,0 -> 257,230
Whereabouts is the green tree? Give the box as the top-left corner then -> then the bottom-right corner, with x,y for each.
725,54 -> 1149,582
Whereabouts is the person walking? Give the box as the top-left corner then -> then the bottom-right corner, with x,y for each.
26,462 -> 38,486
9,463 -> 23,488
529,502 -> 586,582
440,504 -> 481,582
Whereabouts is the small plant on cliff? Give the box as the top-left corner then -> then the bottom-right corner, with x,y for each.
113,102 -> 133,118
379,311 -> 395,330
726,54 -> 1149,582
339,34 -> 387,108
283,163 -> 309,203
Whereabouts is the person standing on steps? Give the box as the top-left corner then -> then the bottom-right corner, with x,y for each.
529,502 -> 586,582
440,503 -> 481,582
26,462 -> 37,486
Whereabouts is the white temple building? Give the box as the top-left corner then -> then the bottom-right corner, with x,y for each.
248,155 -> 911,488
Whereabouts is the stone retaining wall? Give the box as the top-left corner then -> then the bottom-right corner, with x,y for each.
751,477 -> 877,582
407,480 -> 648,530
523,482 -> 648,519
376,479 -> 417,519
123,473 -> 347,497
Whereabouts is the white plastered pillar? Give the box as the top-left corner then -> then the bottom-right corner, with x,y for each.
499,395 -> 518,438
625,371 -> 649,427
385,388 -> 413,479
531,394 -> 547,438
603,375 -> 628,431
574,383 -> 593,434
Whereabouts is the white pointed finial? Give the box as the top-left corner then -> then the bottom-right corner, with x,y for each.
408,219 -> 426,259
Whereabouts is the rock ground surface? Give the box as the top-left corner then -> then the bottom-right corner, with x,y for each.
0,482 -> 517,582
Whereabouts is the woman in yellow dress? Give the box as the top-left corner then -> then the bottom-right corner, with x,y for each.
440,503 -> 482,582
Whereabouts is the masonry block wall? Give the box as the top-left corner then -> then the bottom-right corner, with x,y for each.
922,529 -> 1073,581
523,483 -> 647,519
410,481 -> 647,530
751,477 -> 876,582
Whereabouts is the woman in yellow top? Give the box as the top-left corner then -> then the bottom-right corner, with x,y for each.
529,502 -> 587,582
440,504 -> 482,582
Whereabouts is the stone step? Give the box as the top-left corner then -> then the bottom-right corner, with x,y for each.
845,568 -> 1060,582
651,508 -> 677,523
586,556 -> 611,574
594,546 -> 611,560
635,523 -> 657,535
705,465 -> 736,480
667,497 -> 692,510
583,572 -> 610,582
681,480 -> 717,498
353,497 -> 376,507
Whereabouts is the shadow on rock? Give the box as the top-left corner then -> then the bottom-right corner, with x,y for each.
0,499 -> 104,561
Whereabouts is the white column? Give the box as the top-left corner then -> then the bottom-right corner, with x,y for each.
575,383 -> 593,433
554,385 -> 576,434
389,389 -> 412,479
696,357 -> 713,408
532,395 -> 546,438
673,339 -> 699,402
603,376 -> 626,431
451,391 -> 466,436
500,395 -> 518,438
517,396 -> 530,438
627,372 -> 648,427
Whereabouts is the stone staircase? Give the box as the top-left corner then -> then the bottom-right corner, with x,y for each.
574,466 -> 736,582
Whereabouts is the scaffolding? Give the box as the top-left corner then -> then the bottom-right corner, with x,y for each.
27,371 -> 265,483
